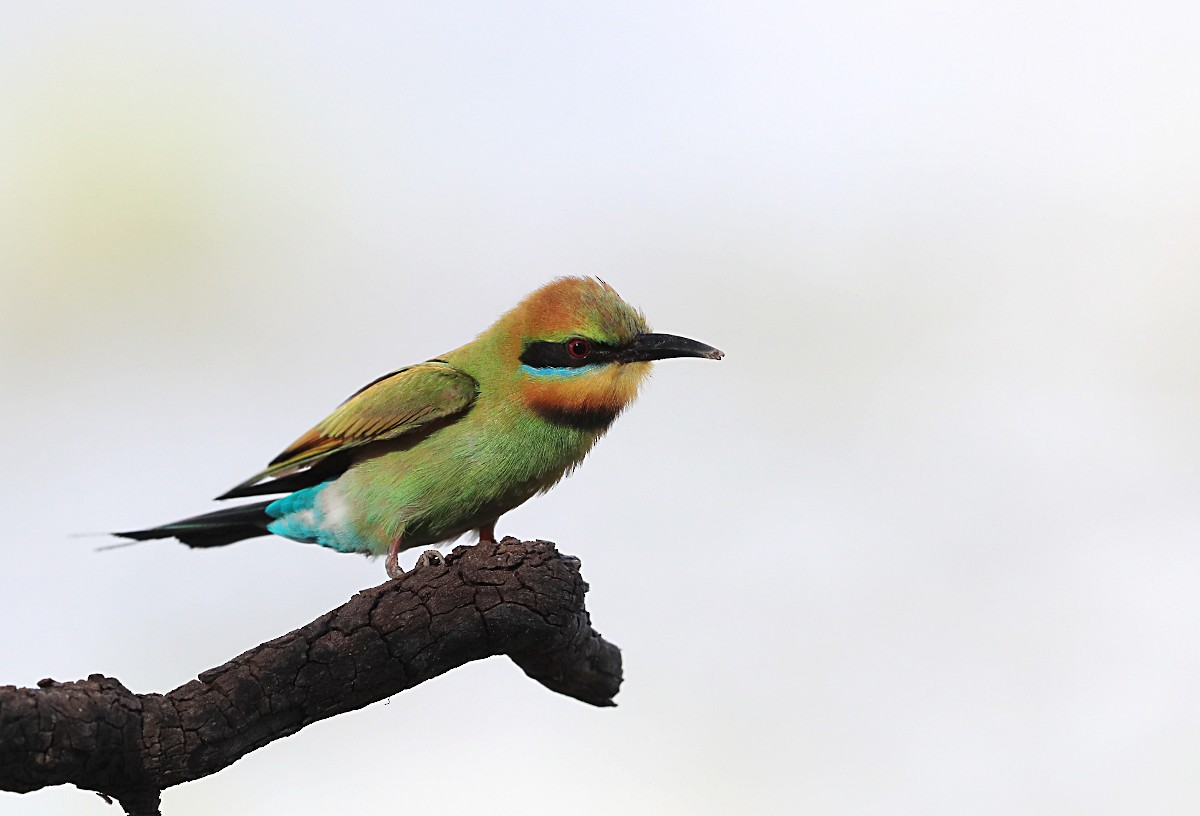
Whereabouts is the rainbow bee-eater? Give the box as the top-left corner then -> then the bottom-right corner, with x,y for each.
118,277 -> 723,578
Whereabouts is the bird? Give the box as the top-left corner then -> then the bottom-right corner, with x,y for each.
116,276 -> 723,578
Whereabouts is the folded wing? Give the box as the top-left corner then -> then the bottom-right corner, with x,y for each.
218,361 -> 478,499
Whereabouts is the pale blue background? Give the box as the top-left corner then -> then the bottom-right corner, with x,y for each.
3,2 -> 1200,814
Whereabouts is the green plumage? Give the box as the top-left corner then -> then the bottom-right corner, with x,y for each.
116,277 -> 723,577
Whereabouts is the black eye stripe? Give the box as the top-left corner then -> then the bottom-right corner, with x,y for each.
520,339 -> 620,368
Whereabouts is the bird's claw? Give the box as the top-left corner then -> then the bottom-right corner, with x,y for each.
385,549 -> 403,580
416,550 -> 444,568
385,549 -> 444,579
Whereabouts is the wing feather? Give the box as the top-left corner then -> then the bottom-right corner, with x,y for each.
218,361 -> 477,499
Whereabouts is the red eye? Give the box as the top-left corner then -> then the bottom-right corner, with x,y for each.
567,338 -> 590,359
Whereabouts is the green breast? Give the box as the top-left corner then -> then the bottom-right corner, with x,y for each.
338,396 -> 605,553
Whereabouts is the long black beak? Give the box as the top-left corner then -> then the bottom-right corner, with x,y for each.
622,332 -> 724,363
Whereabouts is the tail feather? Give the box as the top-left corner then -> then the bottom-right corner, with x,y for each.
115,501 -> 274,549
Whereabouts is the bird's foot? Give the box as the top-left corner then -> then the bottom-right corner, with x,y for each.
385,549 -> 402,580
385,549 -> 444,579
416,549 -> 444,568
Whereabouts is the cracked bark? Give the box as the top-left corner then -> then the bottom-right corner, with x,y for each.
0,538 -> 621,815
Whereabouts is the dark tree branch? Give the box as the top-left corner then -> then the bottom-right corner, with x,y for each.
0,538 -> 621,815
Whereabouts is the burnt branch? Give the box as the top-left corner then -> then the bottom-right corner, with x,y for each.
0,538 -> 621,815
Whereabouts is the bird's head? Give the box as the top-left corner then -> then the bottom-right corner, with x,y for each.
490,277 -> 723,429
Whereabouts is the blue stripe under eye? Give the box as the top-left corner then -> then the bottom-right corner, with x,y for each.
519,364 -> 598,378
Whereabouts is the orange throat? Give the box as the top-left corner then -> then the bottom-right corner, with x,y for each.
520,362 -> 650,430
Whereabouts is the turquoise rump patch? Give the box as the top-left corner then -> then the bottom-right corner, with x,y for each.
265,481 -> 368,554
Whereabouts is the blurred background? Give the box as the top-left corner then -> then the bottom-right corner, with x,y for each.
3,2 -> 1200,814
